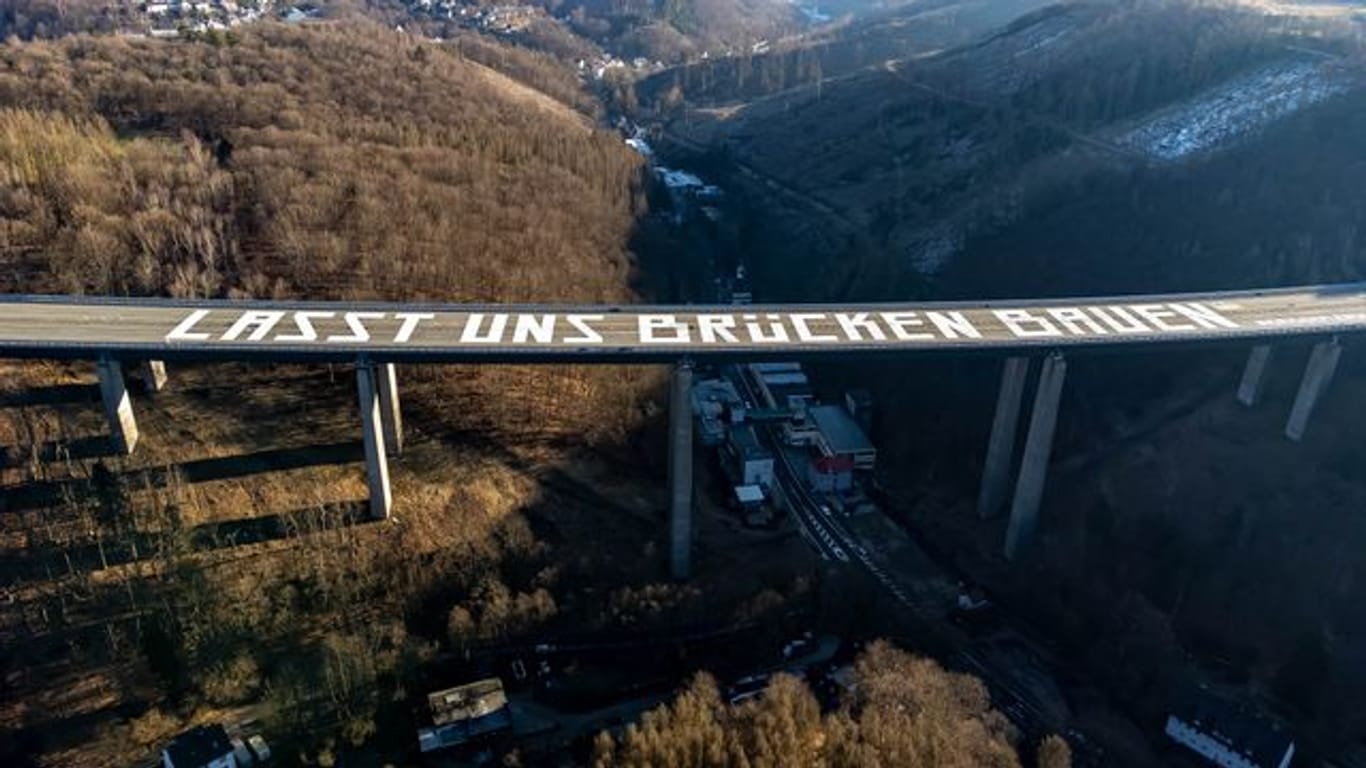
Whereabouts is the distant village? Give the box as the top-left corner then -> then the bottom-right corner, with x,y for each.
119,0 -> 669,79
127,0 -> 279,37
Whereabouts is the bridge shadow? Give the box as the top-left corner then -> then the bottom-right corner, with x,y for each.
0,500 -> 371,581
0,435 -> 125,468
0,383 -> 99,408
0,441 -> 364,513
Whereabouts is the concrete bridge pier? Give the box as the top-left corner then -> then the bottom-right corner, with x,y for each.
96,359 -> 139,455
978,356 -> 1030,519
377,363 -> 403,456
143,360 -> 168,394
1236,345 -> 1273,407
357,361 -> 394,520
668,361 -> 694,581
1285,338 -> 1342,442
1005,351 -> 1067,561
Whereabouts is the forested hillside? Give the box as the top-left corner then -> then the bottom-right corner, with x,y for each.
0,23 -> 641,303
0,22 -> 691,767
550,0 -> 802,63
665,1 -> 1365,300
652,0 -> 1366,757
633,0 -> 1060,108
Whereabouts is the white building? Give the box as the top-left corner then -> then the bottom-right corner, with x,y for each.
1165,690 -> 1295,768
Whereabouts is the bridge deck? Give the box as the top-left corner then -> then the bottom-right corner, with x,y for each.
0,284 -> 1363,363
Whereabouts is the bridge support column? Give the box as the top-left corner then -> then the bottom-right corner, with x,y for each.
357,362 -> 393,520
377,363 -> 403,456
97,359 -> 139,455
1236,345 -> 1272,407
142,360 -> 168,394
1005,351 -> 1067,561
668,362 -> 694,581
1286,339 -> 1341,442
978,356 -> 1030,519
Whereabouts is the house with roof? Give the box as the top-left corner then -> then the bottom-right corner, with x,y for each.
417,677 -> 513,753
162,724 -> 236,768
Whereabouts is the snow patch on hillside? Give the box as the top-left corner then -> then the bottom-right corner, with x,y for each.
1118,60 -> 1351,161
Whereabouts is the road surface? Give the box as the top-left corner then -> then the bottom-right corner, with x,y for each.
0,284 -> 1363,362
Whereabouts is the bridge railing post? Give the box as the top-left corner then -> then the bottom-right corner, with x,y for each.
668,361 -> 694,581
1005,351 -> 1067,561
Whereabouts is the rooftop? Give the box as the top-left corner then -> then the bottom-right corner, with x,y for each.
760,371 -> 809,387
729,424 -> 772,461
164,724 -> 233,768
1170,687 -> 1295,768
735,485 -> 764,504
751,362 -> 802,373
809,405 -> 875,456
429,678 -> 508,726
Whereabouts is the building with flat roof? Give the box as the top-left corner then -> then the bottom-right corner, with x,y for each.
418,678 -> 513,753
808,405 -> 876,471
1165,688 -> 1295,768
692,378 -> 744,446
845,388 -> 874,433
808,453 -> 855,493
750,362 -> 802,374
726,424 -> 774,488
162,725 -> 236,768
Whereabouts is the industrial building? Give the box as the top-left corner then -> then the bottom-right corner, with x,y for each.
782,411 -> 822,447
1164,689 -> 1295,768
692,377 -> 745,446
418,678 -> 513,754
749,363 -> 816,412
808,404 -> 877,471
845,388 -> 875,434
725,424 -> 775,489
807,453 -> 855,493
733,484 -> 774,527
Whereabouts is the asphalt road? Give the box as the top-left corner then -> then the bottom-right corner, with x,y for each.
0,284 -> 1363,362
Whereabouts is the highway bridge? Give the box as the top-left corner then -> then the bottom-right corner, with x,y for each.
1,282 -> 1363,578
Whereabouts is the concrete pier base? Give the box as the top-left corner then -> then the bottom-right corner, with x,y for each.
97,359 -> 139,455
357,362 -> 393,520
1286,339 -> 1341,442
143,360 -> 168,394
1005,352 -> 1067,561
1236,345 -> 1272,407
668,362 -> 694,581
377,363 -> 403,456
978,357 -> 1030,519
